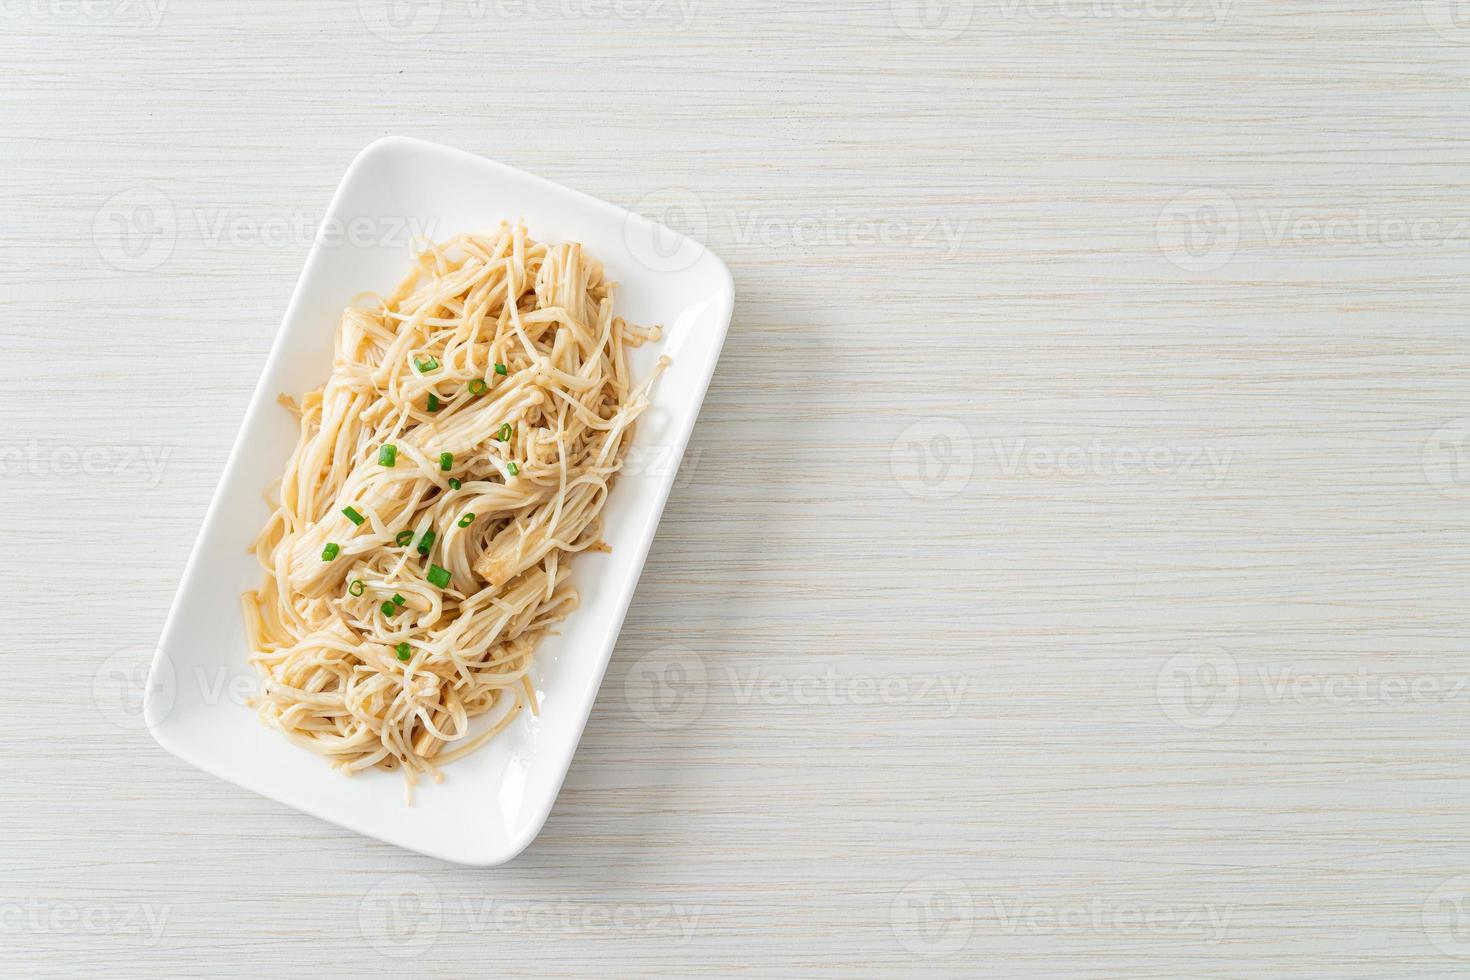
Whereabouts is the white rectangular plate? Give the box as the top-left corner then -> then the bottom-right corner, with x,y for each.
147,136 -> 733,865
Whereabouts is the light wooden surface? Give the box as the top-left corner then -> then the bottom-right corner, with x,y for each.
5,1 -> 1470,976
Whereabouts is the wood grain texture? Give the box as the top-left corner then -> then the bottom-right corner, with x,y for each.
3,1 -> 1469,976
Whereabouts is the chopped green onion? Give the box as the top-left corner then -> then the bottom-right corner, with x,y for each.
427,393 -> 440,413
378,444 -> 397,467
395,530 -> 413,547
427,564 -> 451,589
381,600 -> 396,617
396,642 -> 411,662
448,478 -> 462,490
415,356 -> 439,373
321,542 -> 340,561
348,579 -> 365,597
416,529 -> 436,556
507,462 -> 520,476
467,378 -> 488,395
439,452 -> 453,471
391,593 -> 405,607
458,513 -> 475,528
493,362 -> 508,376
497,423 -> 512,442
342,506 -> 365,527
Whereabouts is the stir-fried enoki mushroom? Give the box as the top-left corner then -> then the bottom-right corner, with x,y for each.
241,222 -> 667,795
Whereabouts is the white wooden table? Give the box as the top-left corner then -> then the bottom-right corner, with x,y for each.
6,2 -> 1470,976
